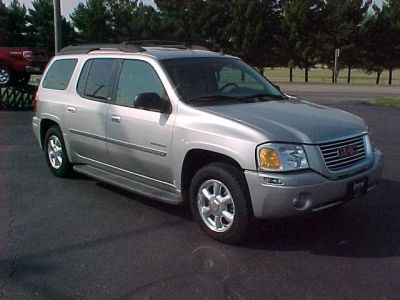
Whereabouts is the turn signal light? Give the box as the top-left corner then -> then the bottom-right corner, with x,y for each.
259,148 -> 281,169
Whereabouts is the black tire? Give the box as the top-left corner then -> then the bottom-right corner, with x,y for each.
44,126 -> 73,178
0,65 -> 12,87
189,162 -> 252,244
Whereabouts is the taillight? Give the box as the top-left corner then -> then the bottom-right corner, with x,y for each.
23,51 -> 34,62
33,91 -> 39,112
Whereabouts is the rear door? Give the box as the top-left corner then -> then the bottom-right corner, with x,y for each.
64,58 -> 117,165
105,59 -> 176,190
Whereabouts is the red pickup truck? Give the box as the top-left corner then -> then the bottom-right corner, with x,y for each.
0,47 -> 48,87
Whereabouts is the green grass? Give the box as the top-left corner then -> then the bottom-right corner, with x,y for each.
264,67 -> 400,85
372,97 -> 400,107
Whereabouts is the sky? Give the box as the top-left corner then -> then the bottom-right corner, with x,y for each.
3,0 -> 382,19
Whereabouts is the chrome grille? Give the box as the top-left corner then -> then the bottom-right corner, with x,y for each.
319,135 -> 366,172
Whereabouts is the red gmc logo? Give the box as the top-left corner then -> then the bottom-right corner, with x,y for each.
338,145 -> 358,158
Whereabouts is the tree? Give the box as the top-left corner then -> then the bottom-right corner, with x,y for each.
385,0 -> 400,84
155,0 -> 282,72
362,4 -> 393,84
225,0 -> 282,73
320,0 -> 371,83
155,0 -> 210,42
6,0 -> 28,46
27,0 -> 76,52
283,0 -> 326,82
71,0 -> 113,44
27,0 -> 53,51
107,0 -> 163,42
0,0 -> 9,46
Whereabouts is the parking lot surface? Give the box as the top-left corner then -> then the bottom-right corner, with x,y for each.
1,90 -> 400,299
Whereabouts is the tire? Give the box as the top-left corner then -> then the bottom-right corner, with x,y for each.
189,162 -> 252,244
0,65 -> 12,87
44,126 -> 73,177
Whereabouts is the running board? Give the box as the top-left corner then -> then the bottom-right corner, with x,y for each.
73,165 -> 182,205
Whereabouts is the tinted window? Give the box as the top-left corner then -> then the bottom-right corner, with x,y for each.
78,58 -> 115,100
42,59 -> 77,90
162,57 -> 282,103
116,60 -> 165,107
77,59 -> 91,95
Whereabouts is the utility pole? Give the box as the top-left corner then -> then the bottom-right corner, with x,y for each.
54,0 -> 62,54
334,48 -> 340,83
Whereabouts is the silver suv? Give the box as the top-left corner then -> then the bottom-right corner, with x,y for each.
33,42 -> 383,244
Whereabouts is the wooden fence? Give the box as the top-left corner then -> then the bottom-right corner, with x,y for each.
0,85 -> 37,111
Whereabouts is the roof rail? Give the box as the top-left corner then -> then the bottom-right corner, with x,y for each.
126,40 -> 187,49
58,41 -> 210,55
127,40 -> 210,51
58,43 -> 146,55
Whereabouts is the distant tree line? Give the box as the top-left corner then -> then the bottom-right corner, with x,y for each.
0,0 -> 399,84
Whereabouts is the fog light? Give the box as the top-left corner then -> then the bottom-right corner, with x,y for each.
293,192 -> 312,210
264,177 -> 283,185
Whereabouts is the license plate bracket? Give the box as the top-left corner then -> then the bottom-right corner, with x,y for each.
349,177 -> 368,198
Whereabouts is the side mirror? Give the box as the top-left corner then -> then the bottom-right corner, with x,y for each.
134,93 -> 170,113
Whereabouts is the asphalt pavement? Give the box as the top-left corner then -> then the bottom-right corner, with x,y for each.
1,85 -> 400,299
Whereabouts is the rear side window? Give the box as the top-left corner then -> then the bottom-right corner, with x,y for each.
42,59 -> 77,90
77,58 -> 115,101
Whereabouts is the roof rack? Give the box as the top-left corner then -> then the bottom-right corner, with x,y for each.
126,40 -> 210,51
58,42 -> 146,55
128,40 -> 187,49
58,41 -> 210,55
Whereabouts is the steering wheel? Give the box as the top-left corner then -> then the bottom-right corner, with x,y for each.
219,83 -> 239,92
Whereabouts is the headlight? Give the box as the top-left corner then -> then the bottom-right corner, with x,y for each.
257,143 -> 309,172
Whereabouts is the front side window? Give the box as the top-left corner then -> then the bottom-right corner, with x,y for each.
162,57 -> 284,105
116,60 -> 165,108
77,58 -> 115,101
42,59 -> 77,90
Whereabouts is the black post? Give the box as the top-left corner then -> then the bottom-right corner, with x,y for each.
347,65 -> 351,84
54,0 -> 62,54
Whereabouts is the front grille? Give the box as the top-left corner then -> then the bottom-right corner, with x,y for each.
319,135 -> 366,172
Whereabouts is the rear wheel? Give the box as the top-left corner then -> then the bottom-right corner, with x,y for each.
189,162 -> 252,244
44,126 -> 73,177
0,65 -> 12,87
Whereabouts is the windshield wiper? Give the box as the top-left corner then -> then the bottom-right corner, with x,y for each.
188,95 -> 250,103
243,93 -> 288,100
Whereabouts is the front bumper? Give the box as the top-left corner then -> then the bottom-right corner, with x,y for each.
245,149 -> 383,218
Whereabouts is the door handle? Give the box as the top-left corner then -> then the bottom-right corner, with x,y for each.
111,115 -> 121,123
67,106 -> 76,113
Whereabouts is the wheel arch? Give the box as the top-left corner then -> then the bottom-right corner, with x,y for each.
180,149 -> 248,203
40,118 -> 60,149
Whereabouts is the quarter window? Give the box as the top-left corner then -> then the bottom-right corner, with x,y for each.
77,58 -> 115,101
116,60 -> 165,107
42,59 -> 77,90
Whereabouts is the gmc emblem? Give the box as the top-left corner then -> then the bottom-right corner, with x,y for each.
338,145 -> 358,158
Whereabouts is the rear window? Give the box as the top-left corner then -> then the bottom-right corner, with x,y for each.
42,59 -> 77,90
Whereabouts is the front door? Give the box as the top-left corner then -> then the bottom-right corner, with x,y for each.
106,59 -> 175,190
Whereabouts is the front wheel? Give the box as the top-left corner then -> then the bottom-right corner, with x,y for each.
189,162 -> 252,244
44,126 -> 73,177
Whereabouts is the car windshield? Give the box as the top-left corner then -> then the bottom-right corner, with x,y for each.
162,57 -> 285,105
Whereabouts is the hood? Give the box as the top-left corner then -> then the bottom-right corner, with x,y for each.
200,100 -> 367,144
